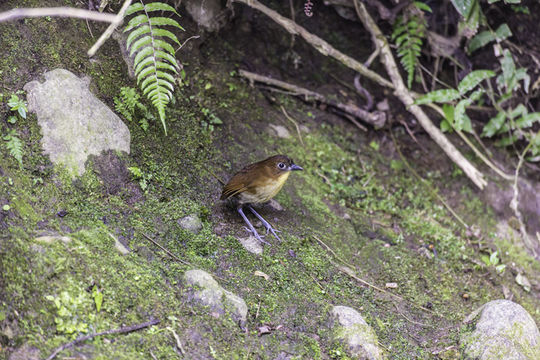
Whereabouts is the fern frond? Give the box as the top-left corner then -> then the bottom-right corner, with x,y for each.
124,1 -> 184,135
3,129 -> 23,167
392,13 -> 426,89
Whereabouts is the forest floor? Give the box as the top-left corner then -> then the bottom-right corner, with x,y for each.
0,1 -> 539,359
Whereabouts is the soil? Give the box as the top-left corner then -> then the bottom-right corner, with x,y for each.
0,0 -> 539,359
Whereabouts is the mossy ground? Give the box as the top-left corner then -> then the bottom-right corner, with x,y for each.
1,1 -> 539,359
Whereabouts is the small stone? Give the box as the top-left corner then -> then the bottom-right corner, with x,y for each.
183,269 -> 248,324
385,282 -> 398,289
258,325 -> 272,336
114,238 -> 130,255
461,299 -> 540,360
515,273 -> 531,292
417,246 -> 434,259
267,199 -> 284,211
268,124 -> 291,138
8,343 -> 40,360
35,235 -> 71,244
178,214 -> 203,234
329,305 -> 384,360
237,235 -> 263,255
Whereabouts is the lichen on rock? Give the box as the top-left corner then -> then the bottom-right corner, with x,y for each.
24,69 -> 130,177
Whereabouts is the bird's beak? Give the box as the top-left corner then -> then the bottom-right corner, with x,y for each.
290,164 -> 303,171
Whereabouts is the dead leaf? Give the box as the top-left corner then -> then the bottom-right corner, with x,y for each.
254,271 -> 270,281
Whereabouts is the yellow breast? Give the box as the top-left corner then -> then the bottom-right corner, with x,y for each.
238,172 -> 290,204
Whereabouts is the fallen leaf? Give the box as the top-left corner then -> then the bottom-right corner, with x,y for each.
254,271 -> 270,281
515,273 -> 531,292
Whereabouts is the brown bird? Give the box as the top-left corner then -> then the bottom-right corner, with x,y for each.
221,155 -> 303,244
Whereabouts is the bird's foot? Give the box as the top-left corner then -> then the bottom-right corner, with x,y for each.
243,226 -> 271,245
263,223 -> 282,242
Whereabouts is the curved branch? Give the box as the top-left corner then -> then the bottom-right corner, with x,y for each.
0,7 -> 118,23
232,0 -> 394,89
351,0 -> 487,189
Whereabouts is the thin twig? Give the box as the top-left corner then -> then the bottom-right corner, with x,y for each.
393,303 -> 433,327
239,69 -> 386,128
45,318 -> 160,360
175,35 -> 201,53
351,0 -> 487,189
206,168 -> 226,185
232,0 -> 394,89
142,233 -> 193,266
389,129 -> 469,229
510,142 -> 537,256
87,0 -> 132,57
142,234 -> 229,282
168,327 -> 186,355
280,105 -> 305,147
426,103 -> 514,181
312,235 -> 439,315
0,7 -> 118,23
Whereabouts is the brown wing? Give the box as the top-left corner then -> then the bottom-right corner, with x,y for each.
220,163 -> 258,200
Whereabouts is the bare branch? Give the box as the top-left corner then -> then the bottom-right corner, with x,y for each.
0,7 -> 117,23
45,318 -> 160,360
239,69 -> 386,128
232,0 -> 394,89
88,0 -> 132,57
351,0 -> 487,189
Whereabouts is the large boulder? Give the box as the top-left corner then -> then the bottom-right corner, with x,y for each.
24,69 -> 130,177
329,305 -> 384,359
182,269 -> 247,325
461,299 -> 540,359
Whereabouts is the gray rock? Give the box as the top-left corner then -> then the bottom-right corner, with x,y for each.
24,69 -> 130,177
237,235 -> 263,255
461,299 -> 540,360
329,305 -> 384,360
185,0 -> 226,32
183,269 -> 247,324
267,199 -> 284,212
178,214 -> 203,234
34,235 -> 71,244
268,124 -> 291,139
8,343 -> 40,360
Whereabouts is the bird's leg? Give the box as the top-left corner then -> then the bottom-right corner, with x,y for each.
246,205 -> 282,242
237,206 -> 270,245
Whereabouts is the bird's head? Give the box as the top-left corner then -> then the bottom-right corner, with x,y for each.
262,155 -> 303,176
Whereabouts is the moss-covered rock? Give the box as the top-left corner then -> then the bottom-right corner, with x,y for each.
461,299 -> 540,360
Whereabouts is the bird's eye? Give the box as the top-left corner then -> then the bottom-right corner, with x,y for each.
278,162 -> 286,169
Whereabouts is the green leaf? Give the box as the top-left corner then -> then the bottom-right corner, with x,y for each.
458,70 -> 495,94
516,112 -> 540,129
414,1 -> 432,12
451,0 -> 476,17
129,36 -> 153,56
144,2 -> 180,15
125,3 -> 144,16
509,104 -> 526,120
489,251 -> 499,265
151,28 -> 181,46
495,23 -> 512,40
482,111 -> 506,137
468,31 -> 495,53
415,89 -> 460,104
126,25 -> 150,50
455,98 -> 473,132
124,14 -> 150,33
150,17 -> 184,31
496,134 -> 518,147
153,39 -> 176,56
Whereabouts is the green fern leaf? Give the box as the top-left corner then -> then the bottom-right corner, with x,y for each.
392,11 -> 426,89
3,130 -> 23,167
124,1 -> 184,134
